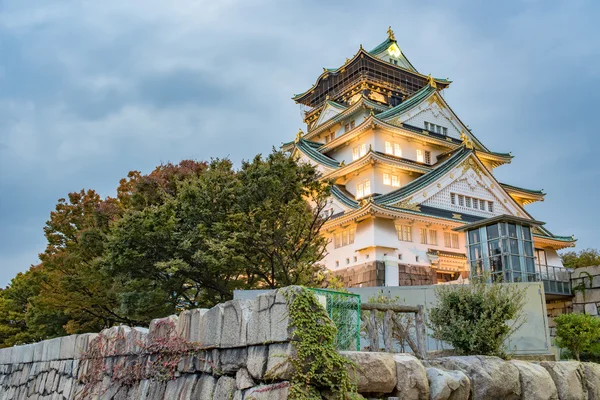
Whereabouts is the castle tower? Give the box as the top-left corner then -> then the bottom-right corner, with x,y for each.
283,28 -> 575,294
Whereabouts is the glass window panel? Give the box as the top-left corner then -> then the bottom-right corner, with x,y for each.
470,244 -> 482,260
510,238 -> 519,253
508,223 -> 517,238
392,175 -> 399,187
416,149 -> 424,162
420,228 -> 428,244
511,255 -> 521,271
364,180 -> 371,195
525,257 -> 535,273
349,228 -> 355,244
488,239 -> 501,257
490,256 -> 503,273
352,147 -> 359,161
472,198 -> 478,209
468,229 -> 481,244
524,241 -> 534,257
513,272 -> 522,282
522,226 -> 532,241
466,197 -> 472,208
487,224 -> 500,239
429,230 -> 437,246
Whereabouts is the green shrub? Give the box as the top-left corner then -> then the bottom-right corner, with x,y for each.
428,279 -> 526,357
554,313 -> 600,361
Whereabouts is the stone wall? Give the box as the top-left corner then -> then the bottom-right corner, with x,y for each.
1,285 -> 599,400
571,265 -> 600,317
332,261 -> 435,288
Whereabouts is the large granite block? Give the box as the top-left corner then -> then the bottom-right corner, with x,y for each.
148,315 -> 179,342
199,304 -> 224,348
0,347 -> 12,365
189,308 -> 209,343
221,299 -> 254,348
247,345 -> 269,381
59,335 -> 78,360
42,338 -> 62,362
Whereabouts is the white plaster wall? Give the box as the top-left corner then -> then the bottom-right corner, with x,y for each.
373,130 -> 441,165
343,168 -> 375,198
401,106 -> 462,139
325,129 -> 375,165
322,216 -> 467,271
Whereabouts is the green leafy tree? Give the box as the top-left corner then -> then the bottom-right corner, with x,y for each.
428,279 -> 527,357
561,248 -> 600,269
106,151 -> 330,323
554,313 -> 600,361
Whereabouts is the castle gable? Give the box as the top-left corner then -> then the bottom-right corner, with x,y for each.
387,154 -> 529,219
314,101 -> 346,128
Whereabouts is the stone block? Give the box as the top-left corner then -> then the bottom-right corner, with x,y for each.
247,345 -> 269,380
340,351 -> 397,394
236,368 -> 255,390
199,304 -> 224,348
428,356 -> 520,400
539,361 -> 587,400
164,377 -> 185,399
74,333 -> 97,358
58,335 -> 78,360
189,308 -> 209,343
42,338 -> 62,361
176,310 -> 193,341
584,303 -> 598,316
220,347 -> 247,374
243,382 -> 291,399
509,360 -> 558,400
393,354 -> 429,400
0,347 -> 12,365
221,299 -> 254,348
148,314 -> 178,342
191,374 -> 217,399
583,362 -> 600,400
126,327 -> 148,355
266,343 -> 296,381
247,287 -> 300,346
214,375 -> 236,400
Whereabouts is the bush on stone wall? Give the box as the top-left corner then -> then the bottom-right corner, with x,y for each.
555,312 -> 600,361
427,279 -> 526,357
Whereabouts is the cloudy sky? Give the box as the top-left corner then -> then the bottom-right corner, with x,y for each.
1,0 -> 599,286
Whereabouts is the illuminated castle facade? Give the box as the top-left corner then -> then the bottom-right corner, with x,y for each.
283,28 -> 575,291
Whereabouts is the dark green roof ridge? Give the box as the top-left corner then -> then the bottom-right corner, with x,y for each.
296,139 -> 340,169
500,183 -> 545,196
376,84 -> 436,120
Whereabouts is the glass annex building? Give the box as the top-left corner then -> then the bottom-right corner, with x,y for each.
455,215 -> 570,295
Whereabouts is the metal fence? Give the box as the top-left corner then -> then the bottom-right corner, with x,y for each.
308,288 -> 361,351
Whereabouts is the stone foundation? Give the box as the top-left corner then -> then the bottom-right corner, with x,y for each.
332,261 -> 436,287
1,286 -> 599,399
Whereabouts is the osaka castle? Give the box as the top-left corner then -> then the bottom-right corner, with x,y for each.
283,28 -> 576,295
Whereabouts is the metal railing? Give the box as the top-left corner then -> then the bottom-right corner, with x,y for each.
539,265 -> 571,295
308,288 -> 361,351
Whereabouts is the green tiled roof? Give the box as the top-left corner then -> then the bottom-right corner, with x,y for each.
295,139 -> 340,169
500,183 -> 545,196
331,185 -> 359,209
324,99 -> 347,110
375,147 -> 472,205
376,84 -> 437,120
368,38 -> 419,72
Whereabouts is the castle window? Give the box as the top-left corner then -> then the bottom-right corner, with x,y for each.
394,143 -> 402,157
398,253 -> 402,260
458,195 -> 465,206
444,232 -> 460,249
335,261 -> 339,267
420,228 -> 428,244
334,227 -> 355,249
473,198 -> 479,209
451,193 -> 456,204
346,258 -> 350,265
416,256 -> 420,262
352,146 -> 360,161
416,149 -> 424,162
383,173 -> 391,185
356,180 -> 371,198
443,127 -> 448,135
429,230 -> 438,245
425,121 -> 447,136
488,201 -> 494,212
396,225 -> 412,242
424,122 -> 429,130
353,256 -> 358,262
345,120 -> 356,132
425,151 -> 431,164
391,175 -> 400,187
360,143 -> 367,157
385,141 -> 393,154
466,197 -> 472,208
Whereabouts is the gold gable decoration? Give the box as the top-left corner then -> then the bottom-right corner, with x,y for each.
387,26 -> 396,41
395,197 -> 421,212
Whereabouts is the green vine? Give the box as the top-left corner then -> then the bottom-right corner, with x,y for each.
282,287 -> 358,399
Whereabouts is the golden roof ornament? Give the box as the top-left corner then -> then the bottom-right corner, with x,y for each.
427,74 -> 437,89
295,129 -> 304,143
460,130 -> 474,149
387,26 -> 396,41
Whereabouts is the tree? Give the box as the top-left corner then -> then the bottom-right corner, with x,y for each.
554,313 -> 600,361
561,248 -> 600,269
105,151 -> 330,324
428,279 -> 527,357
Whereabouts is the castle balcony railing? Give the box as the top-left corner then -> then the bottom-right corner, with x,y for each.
539,265 -> 571,296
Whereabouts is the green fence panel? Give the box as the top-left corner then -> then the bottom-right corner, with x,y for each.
308,288 -> 361,351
